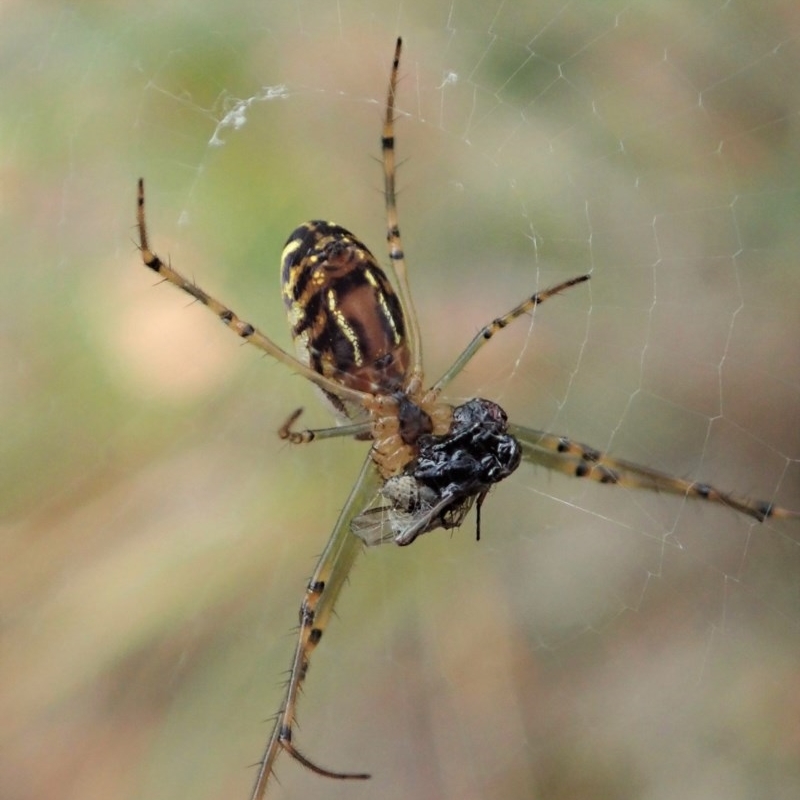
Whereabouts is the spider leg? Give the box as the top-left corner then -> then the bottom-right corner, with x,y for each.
381,37 -> 424,392
278,407 -> 372,444
430,274 -> 590,395
136,179 -> 369,409
511,423 -> 800,522
249,456 -> 379,799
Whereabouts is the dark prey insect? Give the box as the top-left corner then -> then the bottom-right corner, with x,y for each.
136,37 -> 799,799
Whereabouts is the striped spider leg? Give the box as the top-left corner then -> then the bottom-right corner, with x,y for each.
509,426 -> 800,523
136,36 -> 799,800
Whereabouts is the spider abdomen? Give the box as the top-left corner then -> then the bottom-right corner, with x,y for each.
281,221 -> 409,411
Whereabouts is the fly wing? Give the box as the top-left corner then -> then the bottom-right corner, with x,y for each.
350,505 -> 397,546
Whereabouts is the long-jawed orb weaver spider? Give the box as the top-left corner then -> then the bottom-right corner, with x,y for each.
136,37 -> 799,800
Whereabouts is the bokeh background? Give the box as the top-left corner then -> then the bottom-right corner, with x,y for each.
3,1 -> 800,799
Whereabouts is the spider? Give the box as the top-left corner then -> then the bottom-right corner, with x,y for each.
136,37 -> 799,799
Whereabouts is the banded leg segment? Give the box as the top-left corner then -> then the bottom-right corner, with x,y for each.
512,423 -> 800,523
381,37 -> 424,391
431,274 -> 590,395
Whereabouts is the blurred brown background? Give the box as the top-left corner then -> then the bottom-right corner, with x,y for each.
3,1 -> 800,799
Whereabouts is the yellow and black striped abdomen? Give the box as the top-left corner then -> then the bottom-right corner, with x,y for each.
281,221 -> 410,416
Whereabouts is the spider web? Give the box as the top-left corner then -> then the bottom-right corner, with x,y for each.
3,2 -> 800,800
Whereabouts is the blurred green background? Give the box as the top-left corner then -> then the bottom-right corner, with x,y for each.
3,1 -> 800,799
